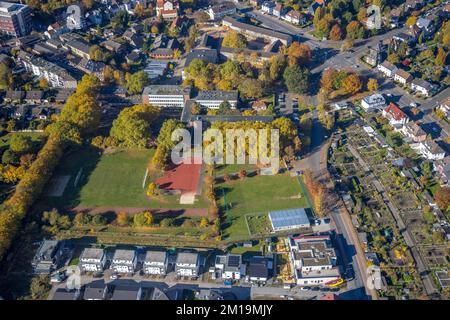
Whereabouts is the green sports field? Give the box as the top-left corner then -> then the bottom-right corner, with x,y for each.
44,147 -> 207,209
217,173 -> 310,241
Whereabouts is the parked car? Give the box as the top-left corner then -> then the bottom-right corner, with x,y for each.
300,286 -> 311,291
50,271 -> 67,283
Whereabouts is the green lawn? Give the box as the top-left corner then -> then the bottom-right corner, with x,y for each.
45,147 -> 207,209
215,164 -> 256,176
218,173 -> 309,240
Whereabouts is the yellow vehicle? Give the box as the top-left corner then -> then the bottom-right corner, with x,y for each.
325,278 -> 345,288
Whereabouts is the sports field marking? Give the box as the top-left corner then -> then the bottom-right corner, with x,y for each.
142,168 -> 149,189
74,168 -> 83,187
180,192 -> 196,204
46,175 -> 71,197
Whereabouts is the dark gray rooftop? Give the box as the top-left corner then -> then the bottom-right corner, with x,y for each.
194,90 -> 238,102
143,85 -> 191,96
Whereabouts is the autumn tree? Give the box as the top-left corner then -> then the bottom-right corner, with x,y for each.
287,42 -> 312,66
200,217 -> 209,228
147,182 -> 157,196
329,24 -> 343,41
268,54 -> 286,81
116,212 -> 130,226
222,31 -> 248,49
435,47 -> 447,66
0,63 -> 12,90
238,169 -> 247,180
405,16 -> 417,27
367,78 -> 379,92
283,65 -> 311,94
133,211 -> 154,227
342,74 -> 362,95
346,20 -> 365,40
9,135 -> 33,154
435,186 -> 450,211
110,104 -> 159,147
223,173 -> 232,182
126,70 -> 150,95
59,94 -> 100,135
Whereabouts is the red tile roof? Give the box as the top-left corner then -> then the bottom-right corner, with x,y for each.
384,103 -> 408,121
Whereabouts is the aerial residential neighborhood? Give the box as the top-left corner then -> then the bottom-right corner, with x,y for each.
0,0 -> 448,307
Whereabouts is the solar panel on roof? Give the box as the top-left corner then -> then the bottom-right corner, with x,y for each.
227,255 -> 240,267
269,208 -> 310,229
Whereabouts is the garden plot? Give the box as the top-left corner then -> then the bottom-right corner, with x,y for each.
391,192 -> 420,211
245,212 -> 272,237
420,246 -> 449,267
401,210 -> 425,227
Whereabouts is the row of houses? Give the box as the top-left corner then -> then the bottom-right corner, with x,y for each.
79,247 -> 201,278
17,50 -> 77,89
378,98 -> 450,191
210,254 -> 273,284
361,93 -> 446,161
377,60 -> 436,97
207,2 -> 237,21
222,16 -> 293,46
2,88 -> 74,105
261,1 -> 308,25
142,85 -> 239,109
54,281 -> 170,300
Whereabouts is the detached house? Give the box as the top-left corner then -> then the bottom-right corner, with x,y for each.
434,157 -> 450,186
412,140 -> 446,160
208,2 -> 236,20
110,249 -> 137,274
32,239 -> 64,274
143,250 -> 168,275
83,281 -> 109,300
4,90 -> 25,104
261,1 -> 276,15
382,103 -> 409,128
308,0 -> 326,16
156,0 -> 179,20
273,3 -> 284,18
377,60 -> 398,78
79,248 -> 106,273
283,11 -> 306,25
214,254 -> 245,280
394,69 -> 413,85
416,17 -> 434,36
401,121 -> 426,142
361,93 -> 386,112
24,90 -> 45,104
411,78 -> 434,97
111,285 -> 142,300
175,252 -> 200,278
288,235 -> 340,286
246,256 -> 271,285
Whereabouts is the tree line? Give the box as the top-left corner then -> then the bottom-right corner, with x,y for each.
0,75 -> 101,262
